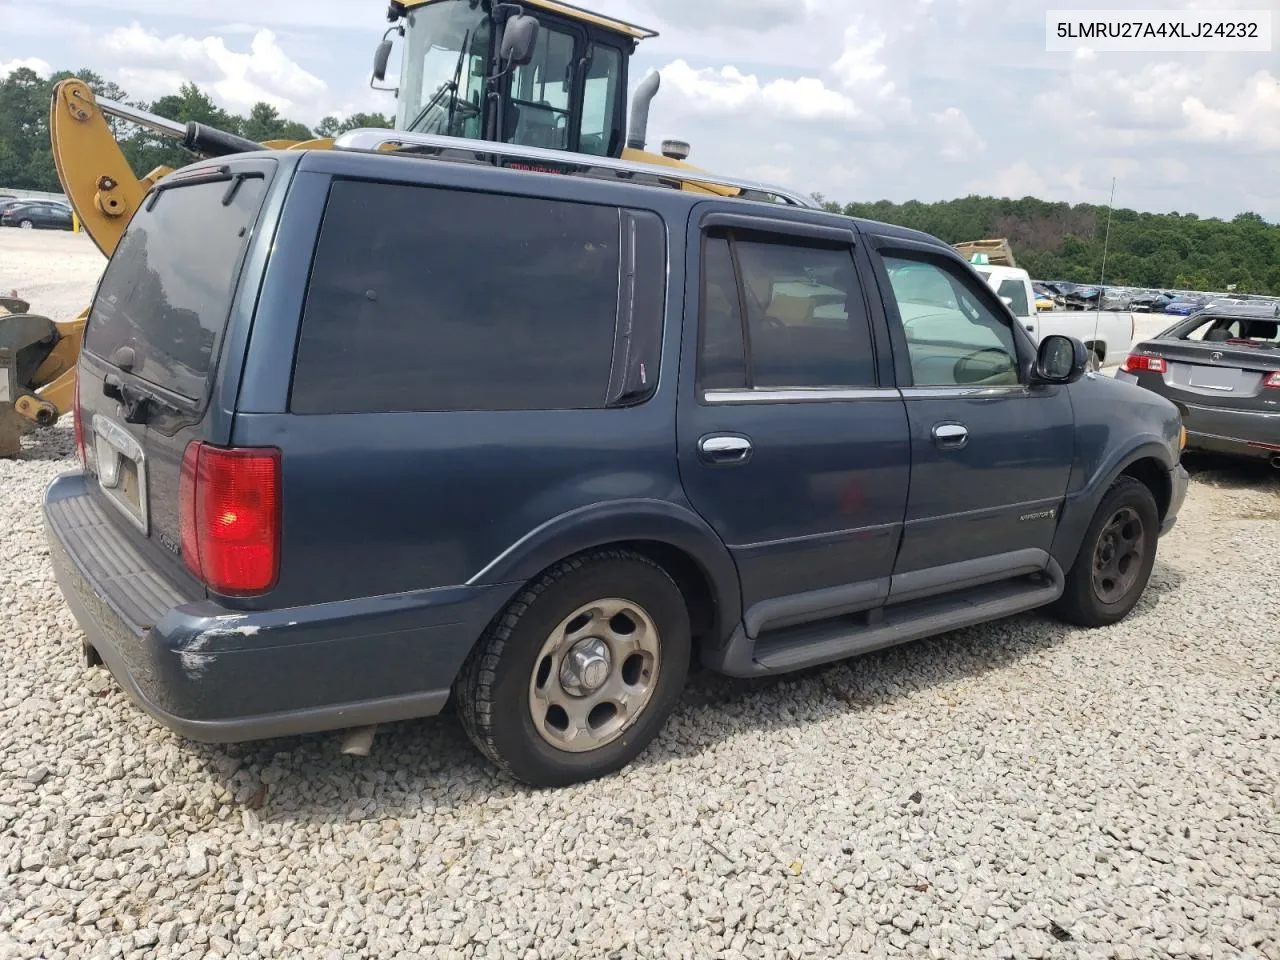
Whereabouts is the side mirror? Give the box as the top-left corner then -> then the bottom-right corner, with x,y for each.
372,39 -> 393,82
1000,296 -> 1014,309
501,14 -> 539,66
1033,334 -> 1088,385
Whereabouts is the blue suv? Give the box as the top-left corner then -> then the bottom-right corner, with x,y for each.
43,136 -> 1188,786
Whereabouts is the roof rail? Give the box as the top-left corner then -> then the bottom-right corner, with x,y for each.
330,129 -> 815,208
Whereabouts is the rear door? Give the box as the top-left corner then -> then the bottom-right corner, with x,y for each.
75,159 -> 278,585
677,206 -> 910,623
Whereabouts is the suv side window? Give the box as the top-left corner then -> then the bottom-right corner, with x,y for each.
882,255 -> 1020,388
697,228 -> 877,392
291,180 -> 662,414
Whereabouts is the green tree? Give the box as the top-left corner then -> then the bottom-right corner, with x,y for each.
314,111 -> 394,137
240,101 -> 312,143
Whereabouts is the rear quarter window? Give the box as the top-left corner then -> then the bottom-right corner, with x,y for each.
289,180 -> 661,414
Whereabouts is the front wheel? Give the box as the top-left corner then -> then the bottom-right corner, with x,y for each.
1052,476 -> 1159,627
456,549 -> 691,787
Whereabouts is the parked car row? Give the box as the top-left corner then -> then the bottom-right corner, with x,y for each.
1034,280 -> 1279,318
0,196 -> 75,230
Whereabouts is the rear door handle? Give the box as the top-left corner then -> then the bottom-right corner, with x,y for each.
932,423 -> 968,449
699,434 -> 752,464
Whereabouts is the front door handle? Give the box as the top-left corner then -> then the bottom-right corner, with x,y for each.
699,434 -> 752,464
932,423 -> 968,449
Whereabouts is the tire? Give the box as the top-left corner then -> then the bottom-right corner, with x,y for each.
456,548 -> 691,787
1052,475 -> 1159,627
19,220 -> 34,230
1087,349 -> 1102,372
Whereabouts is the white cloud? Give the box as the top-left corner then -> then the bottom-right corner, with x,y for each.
658,59 -> 862,124
1181,70 -> 1280,150
97,22 -> 327,118
931,107 -> 986,161
743,163 -> 794,185
831,25 -> 890,91
0,57 -> 52,78
638,0 -> 812,32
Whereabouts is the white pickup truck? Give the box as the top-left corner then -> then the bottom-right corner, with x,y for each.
975,264 -> 1135,369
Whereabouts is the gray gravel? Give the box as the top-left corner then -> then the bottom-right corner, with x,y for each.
1,427 -> 1278,960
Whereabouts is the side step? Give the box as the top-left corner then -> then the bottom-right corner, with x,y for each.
706,564 -> 1064,678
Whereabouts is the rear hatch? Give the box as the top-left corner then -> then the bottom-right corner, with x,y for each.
75,160 -> 276,589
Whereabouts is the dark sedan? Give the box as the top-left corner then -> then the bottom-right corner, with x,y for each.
0,201 -> 74,230
1116,302 -> 1280,465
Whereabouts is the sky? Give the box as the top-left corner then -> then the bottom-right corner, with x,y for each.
2,0 -> 1278,221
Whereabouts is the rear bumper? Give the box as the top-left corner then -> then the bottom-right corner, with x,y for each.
43,472 -> 511,743
1181,401 -> 1280,455
1116,373 -> 1280,461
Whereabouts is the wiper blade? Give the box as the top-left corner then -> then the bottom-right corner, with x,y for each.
445,29 -> 471,133
408,80 -> 453,133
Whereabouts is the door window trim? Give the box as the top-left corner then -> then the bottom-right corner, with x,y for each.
694,220 -> 882,404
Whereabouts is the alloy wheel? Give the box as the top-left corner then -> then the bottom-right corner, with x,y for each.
528,598 -> 661,753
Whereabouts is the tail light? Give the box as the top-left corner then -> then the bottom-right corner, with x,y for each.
72,369 -> 85,467
1265,372 -> 1280,389
179,442 -> 281,595
1120,354 -> 1166,374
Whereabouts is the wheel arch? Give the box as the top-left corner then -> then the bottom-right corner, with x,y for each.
1051,439 -> 1175,570
467,499 -> 743,650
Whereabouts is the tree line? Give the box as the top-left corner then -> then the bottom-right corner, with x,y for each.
4,66 -> 1278,294
811,193 -> 1280,294
0,66 -> 391,195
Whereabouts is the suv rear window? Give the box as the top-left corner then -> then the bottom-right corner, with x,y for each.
290,180 -> 642,414
83,172 -> 269,401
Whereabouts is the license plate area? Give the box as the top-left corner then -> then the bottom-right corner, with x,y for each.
91,413 -> 148,534
1188,365 -> 1239,392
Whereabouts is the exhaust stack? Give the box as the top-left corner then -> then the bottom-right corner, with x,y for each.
626,71 -> 661,151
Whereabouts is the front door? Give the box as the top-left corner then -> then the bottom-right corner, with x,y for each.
867,239 -> 1075,595
677,208 -> 911,628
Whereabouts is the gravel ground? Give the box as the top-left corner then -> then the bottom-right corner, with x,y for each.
0,229 -> 106,322
1,233 -> 1278,960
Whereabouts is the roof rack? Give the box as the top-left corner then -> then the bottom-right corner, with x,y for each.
330,129 -> 815,208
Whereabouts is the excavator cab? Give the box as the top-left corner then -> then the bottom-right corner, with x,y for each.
374,1 -> 653,158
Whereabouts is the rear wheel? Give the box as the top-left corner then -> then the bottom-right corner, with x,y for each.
1053,476 -> 1159,627
456,549 -> 691,787
18,220 -> 34,230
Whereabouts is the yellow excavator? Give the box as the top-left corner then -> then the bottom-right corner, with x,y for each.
1,0 -> 777,456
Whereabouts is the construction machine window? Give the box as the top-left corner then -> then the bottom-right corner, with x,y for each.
399,0 -> 491,138
82,174 -> 269,403
698,229 -> 877,392
505,24 -> 576,150
291,180 -> 634,414
882,255 -> 1020,387
579,44 -> 623,157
